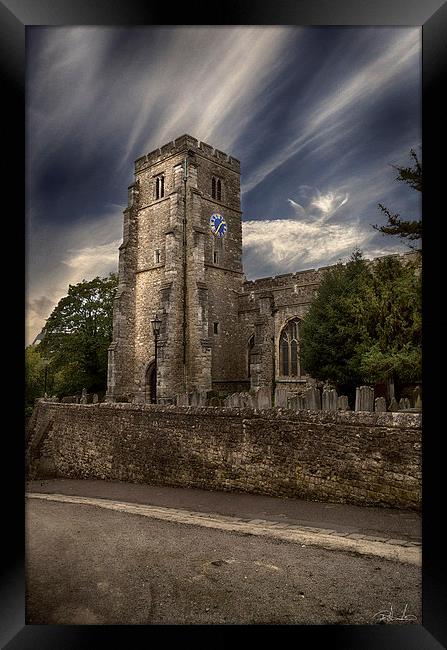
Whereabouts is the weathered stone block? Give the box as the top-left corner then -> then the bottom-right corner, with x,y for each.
322,388 -> 338,411
337,395 -> 350,411
304,387 -> 321,410
355,386 -> 374,412
374,397 -> 387,412
274,388 -> 288,408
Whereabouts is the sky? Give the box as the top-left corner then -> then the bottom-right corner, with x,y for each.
26,26 -> 421,346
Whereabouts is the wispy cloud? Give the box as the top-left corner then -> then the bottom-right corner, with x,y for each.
242,29 -> 420,193
242,179 -> 408,279
26,26 -> 420,345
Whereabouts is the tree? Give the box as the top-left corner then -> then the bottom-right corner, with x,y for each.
372,148 -> 422,245
25,345 -> 47,415
300,250 -> 373,397
39,273 -> 118,396
300,250 -> 421,402
359,255 -> 421,387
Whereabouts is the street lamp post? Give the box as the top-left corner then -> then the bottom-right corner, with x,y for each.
151,314 -> 161,403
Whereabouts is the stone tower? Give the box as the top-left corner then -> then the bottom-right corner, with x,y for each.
106,135 -> 243,403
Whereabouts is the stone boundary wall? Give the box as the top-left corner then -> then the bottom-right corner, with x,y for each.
26,402 -> 421,510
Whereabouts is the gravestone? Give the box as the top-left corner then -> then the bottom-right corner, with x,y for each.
374,396 -> 387,412
337,395 -> 350,411
287,395 -> 298,410
257,386 -> 272,409
388,397 -> 399,412
226,393 -> 240,407
413,387 -> 422,410
176,393 -> 189,406
80,388 -> 88,404
355,386 -> 374,412
296,395 -> 306,410
399,397 -> 411,411
322,388 -> 338,411
304,387 -> 321,410
92,393 -> 99,404
274,387 -> 288,408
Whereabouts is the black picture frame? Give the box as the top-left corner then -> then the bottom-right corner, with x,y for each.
3,0 -> 446,647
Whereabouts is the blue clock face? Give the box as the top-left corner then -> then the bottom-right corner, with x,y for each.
209,213 -> 227,238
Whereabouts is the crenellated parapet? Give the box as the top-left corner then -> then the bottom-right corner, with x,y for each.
134,134 -> 241,174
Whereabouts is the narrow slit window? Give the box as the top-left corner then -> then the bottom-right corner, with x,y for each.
154,249 -> 161,264
213,251 -> 218,264
155,174 -> 165,200
213,322 -> 219,335
212,176 -> 216,199
217,178 -> 222,202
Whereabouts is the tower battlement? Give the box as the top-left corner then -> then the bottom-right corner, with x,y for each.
134,134 -> 241,173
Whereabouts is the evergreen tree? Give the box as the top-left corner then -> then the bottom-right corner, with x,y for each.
300,250 -> 421,401
372,148 -> 422,245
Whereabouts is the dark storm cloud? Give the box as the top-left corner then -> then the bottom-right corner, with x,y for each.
26,26 -> 421,343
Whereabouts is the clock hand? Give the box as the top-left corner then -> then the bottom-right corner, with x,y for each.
215,221 -> 223,235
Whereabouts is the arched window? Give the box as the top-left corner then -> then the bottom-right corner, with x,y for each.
247,335 -> 255,378
155,174 -> 165,200
212,176 -> 222,201
279,319 -> 301,377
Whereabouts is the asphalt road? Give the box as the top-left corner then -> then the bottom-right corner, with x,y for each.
28,479 -> 421,540
25,499 -> 421,625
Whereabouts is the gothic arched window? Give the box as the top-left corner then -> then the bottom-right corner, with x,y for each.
279,319 -> 301,377
216,178 -> 222,201
247,335 -> 255,378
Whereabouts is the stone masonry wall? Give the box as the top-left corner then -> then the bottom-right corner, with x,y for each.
27,402 -> 421,510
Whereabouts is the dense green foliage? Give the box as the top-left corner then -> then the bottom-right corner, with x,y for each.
300,251 -> 421,398
373,148 -> 422,244
25,345 -> 48,416
36,273 -> 118,397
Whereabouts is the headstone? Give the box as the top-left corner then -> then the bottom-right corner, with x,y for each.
247,393 -> 258,409
226,393 -> 240,407
208,396 -> 221,407
374,396 -> 387,412
399,397 -> 411,411
80,388 -> 88,404
388,397 -> 399,412
355,386 -> 374,412
337,395 -> 350,411
287,395 -> 298,410
322,388 -> 338,411
274,387 -> 288,408
257,386 -> 272,409
92,393 -> 99,404
176,393 -> 189,406
189,391 -> 207,407
304,387 -> 321,410
413,386 -> 422,410
296,395 -> 306,410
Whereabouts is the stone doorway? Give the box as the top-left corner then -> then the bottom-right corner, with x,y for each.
145,362 -> 157,403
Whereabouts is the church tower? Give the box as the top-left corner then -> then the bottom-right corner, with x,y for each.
106,135 -> 243,403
